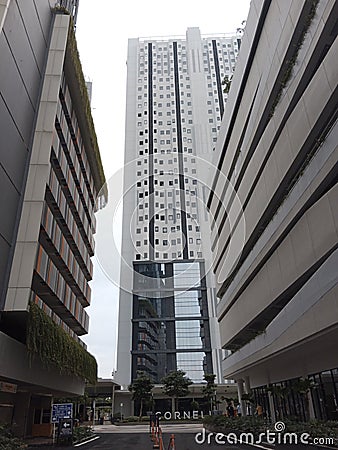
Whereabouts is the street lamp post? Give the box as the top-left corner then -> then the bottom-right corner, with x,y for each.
120,403 -> 123,421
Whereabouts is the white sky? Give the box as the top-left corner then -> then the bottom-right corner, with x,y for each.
75,0 -> 252,378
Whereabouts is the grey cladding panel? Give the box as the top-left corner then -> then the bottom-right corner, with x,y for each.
17,0 -> 50,75
0,34 -> 36,146
0,98 -> 28,192
0,234 -> 11,309
32,0 -> 53,44
4,0 -> 41,108
0,165 -> 21,244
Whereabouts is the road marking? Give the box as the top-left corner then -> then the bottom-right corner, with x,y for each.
74,435 -> 100,446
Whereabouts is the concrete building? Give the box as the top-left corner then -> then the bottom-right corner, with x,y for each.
0,1 -> 105,437
208,0 -> 338,421
116,27 -> 241,388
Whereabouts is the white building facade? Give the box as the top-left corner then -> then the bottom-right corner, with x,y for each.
208,0 -> 338,421
116,27 -> 241,386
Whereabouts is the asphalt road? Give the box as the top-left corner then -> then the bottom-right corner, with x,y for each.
74,424 -> 232,449
77,432 -> 243,449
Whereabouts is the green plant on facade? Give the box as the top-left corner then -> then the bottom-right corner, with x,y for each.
66,21 -> 106,191
53,5 -> 70,15
269,0 -> 319,118
26,302 -> 97,384
53,7 -> 106,199
222,75 -> 233,94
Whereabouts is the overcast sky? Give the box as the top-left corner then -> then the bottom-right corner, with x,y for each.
75,0 -> 252,378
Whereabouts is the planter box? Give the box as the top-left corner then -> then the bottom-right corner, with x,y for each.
31,423 -> 53,437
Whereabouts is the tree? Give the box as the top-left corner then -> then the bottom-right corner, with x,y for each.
222,75 -> 233,94
161,370 -> 192,414
190,400 -> 200,411
267,385 -> 290,420
202,373 -> 217,412
128,371 -> 154,420
291,377 -> 315,421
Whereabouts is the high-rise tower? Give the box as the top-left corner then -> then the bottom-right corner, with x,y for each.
116,27 -> 240,386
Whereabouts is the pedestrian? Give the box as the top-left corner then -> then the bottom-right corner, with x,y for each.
227,403 -> 235,417
236,403 -> 241,417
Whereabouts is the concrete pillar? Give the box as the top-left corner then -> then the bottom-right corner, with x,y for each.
111,385 -> 115,417
244,376 -> 251,394
236,379 -> 246,417
307,390 -> 315,420
268,390 -> 276,422
92,399 -> 96,425
12,391 -> 31,437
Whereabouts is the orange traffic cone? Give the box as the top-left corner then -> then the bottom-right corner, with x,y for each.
153,426 -> 160,449
168,434 -> 176,450
151,422 -> 156,441
158,428 -> 164,450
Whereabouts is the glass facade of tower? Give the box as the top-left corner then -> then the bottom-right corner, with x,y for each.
132,261 -> 212,383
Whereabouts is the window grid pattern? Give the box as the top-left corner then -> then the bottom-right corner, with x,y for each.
133,36 -> 239,261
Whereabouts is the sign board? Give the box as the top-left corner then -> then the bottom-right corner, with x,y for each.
52,403 -> 73,423
58,418 -> 73,437
0,382 -> 17,393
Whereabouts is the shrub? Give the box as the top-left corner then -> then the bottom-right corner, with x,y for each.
124,416 -> 139,423
203,415 -> 338,445
203,415 -> 268,436
0,425 -> 26,449
72,425 -> 93,444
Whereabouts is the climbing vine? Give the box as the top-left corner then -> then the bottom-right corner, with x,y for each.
269,0 -> 319,118
53,6 -> 106,197
27,302 -> 97,384
66,18 -> 106,191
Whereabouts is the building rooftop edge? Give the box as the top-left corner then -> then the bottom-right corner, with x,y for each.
134,31 -> 239,42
